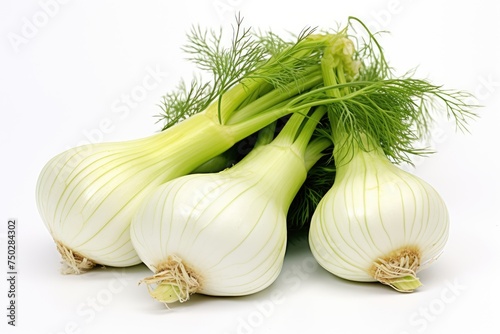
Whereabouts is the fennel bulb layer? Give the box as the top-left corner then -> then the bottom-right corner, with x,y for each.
309,145 -> 449,292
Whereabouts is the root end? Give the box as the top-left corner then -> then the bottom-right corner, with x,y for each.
56,241 -> 96,275
140,255 -> 200,305
370,246 -> 422,292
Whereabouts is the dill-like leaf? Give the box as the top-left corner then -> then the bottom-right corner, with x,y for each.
157,15 -> 325,130
157,15 -> 269,129
251,27 -> 323,90
157,78 -> 212,130
314,17 -> 478,164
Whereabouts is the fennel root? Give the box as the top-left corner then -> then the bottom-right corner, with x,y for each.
140,255 -> 201,304
370,246 -> 422,292
56,241 -> 96,275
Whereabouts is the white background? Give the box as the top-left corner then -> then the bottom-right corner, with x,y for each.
1,1 -> 499,333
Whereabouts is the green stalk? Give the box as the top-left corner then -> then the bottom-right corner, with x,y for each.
304,138 -> 331,171
224,104 -> 291,142
207,78 -> 269,125
254,122 -> 278,148
225,68 -> 323,125
292,107 -> 328,156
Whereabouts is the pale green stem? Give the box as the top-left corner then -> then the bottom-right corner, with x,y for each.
226,69 -> 323,125
254,121 -> 278,147
390,276 -> 423,292
321,55 -> 343,99
292,106 -> 327,154
226,105 -> 293,141
149,283 -> 185,304
271,108 -> 311,147
304,138 -> 331,171
205,77 -> 266,124
266,106 -> 330,171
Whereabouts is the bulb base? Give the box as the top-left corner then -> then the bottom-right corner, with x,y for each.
370,246 -> 422,292
141,255 -> 201,304
56,241 -> 96,275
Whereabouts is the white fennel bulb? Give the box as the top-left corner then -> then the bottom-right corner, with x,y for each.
36,113 -> 238,273
309,138 -> 449,292
130,108 -> 329,303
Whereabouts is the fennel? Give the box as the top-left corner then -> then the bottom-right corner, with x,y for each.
308,17 -> 477,292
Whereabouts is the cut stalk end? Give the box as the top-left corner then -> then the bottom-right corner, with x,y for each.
140,255 -> 200,305
370,246 -> 422,292
56,241 -> 96,275
388,275 -> 423,292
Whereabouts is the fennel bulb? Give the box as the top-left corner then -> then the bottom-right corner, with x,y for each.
309,136 -> 449,292
130,108 -> 329,303
36,113 -> 237,272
